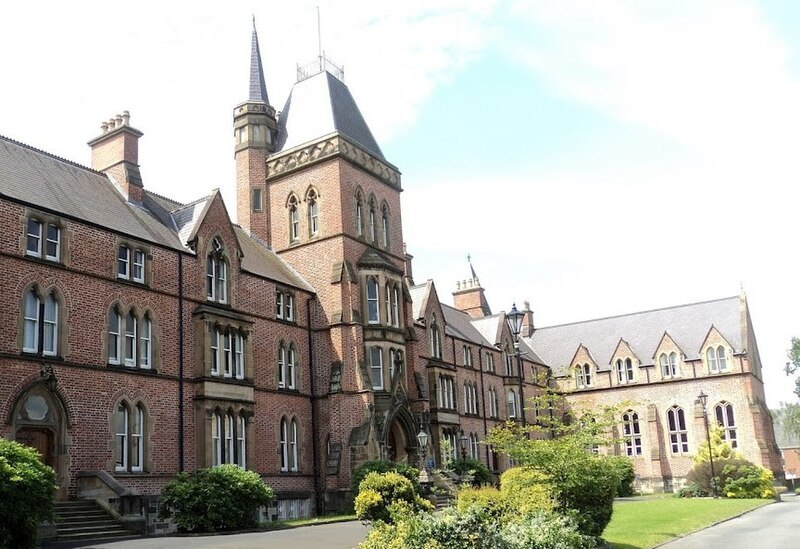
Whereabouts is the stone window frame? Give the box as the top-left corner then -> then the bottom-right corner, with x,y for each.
206,404 -> 252,469
436,373 -> 456,410
429,317 -> 442,359
279,416 -> 300,473
615,358 -> 635,384
575,363 -> 592,388
277,340 -> 299,390
107,302 -> 158,371
380,200 -> 390,249
23,210 -> 66,264
622,410 -> 643,456
305,186 -> 320,238
116,239 -> 151,285
714,401 -> 738,449
206,322 -> 248,380
20,285 -> 64,358
369,346 -> 384,390
354,188 -> 365,237
507,389 -> 519,419
113,399 -> 147,473
659,351 -> 681,379
666,405 -> 689,454
287,193 -> 300,243
252,188 -> 263,213
206,236 -> 230,305
706,345 -> 730,374
275,288 -> 296,323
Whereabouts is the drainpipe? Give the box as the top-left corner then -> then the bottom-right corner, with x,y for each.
477,345 -> 490,469
178,252 -> 185,471
307,296 -> 323,515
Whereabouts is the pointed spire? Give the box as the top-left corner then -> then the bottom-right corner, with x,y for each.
249,18 -> 269,104
467,253 -> 477,280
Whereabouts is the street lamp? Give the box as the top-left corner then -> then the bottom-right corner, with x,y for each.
417,428 -> 431,492
506,303 -> 527,428
698,391 -> 719,498
459,430 -> 468,461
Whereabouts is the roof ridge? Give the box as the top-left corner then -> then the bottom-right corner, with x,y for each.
145,188 -> 184,208
533,295 -> 739,331
170,193 -> 213,213
0,133 -> 103,176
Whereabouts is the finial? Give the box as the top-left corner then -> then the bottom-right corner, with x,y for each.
252,14 -> 256,27
467,253 -> 477,280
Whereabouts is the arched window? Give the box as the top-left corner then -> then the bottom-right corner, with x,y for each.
355,193 -> 364,236
212,412 -> 222,466
206,237 -> 228,304
140,315 -> 152,369
280,418 -> 299,472
235,332 -> 244,380
381,204 -> 389,248
307,189 -> 319,236
277,343 -> 286,388
576,363 -> 592,388
366,277 -> 380,324
385,282 -> 392,324
714,402 -> 737,448
23,289 -> 59,356
125,311 -> 137,367
288,195 -> 299,242
667,406 -> 689,454
660,352 -> 679,378
115,401 -> 145,472
237,414 -> 247,468
707,346 -> 728,373
368,199 -> 376,242
622,411 -> 642,456
370,346 -> 383,390
287,344 -> 296,389
716,346 -> 727,371
108,308 -> 121,364
392,285 -> 400,327
470,433 -> 479,460
616,358 -> 634,384
507,390 -> 518,419
504,346 -> 514,376
290,419 -> 298,472
429,320 -> 442,359
210,326 -> 220,376
225,413 -> 235,464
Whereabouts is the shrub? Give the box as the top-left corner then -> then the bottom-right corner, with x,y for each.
605,455 -> 636,496
457,486 -> 509,521
0,438 -> 57,549
450,457 -> 492,486
676,483 -> 706,498
351,460 -> 420,494
499,467 -> 554,516
687,458 -> 775,499
553,456 -> 619,538
359,505 -> 596,549
159,464 -> 275,532
354,471 -> 432,524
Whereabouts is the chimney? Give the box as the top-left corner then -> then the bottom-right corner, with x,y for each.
88,110 -> 144,202
521,300 -> 535,337
403,243 -> 414,285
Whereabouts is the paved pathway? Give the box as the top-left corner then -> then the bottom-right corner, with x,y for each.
660,493 -> 800,549
50,521 -> 370,549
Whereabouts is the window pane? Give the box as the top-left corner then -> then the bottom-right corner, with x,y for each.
133,250 -> 144,282
24,291 -> 39,352
26,219 -> 41,255
125,313 -> 136,365
43,295 -> 57,355
140,318 -> 151,368
118,246 -> 130,278
371,347 -> 383,390
278,345 -> 285,387
207,257 -> 215,299
288,347 -> 296,388
46,224 -> 60,259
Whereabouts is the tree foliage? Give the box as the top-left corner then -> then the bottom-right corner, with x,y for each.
693,424 -> 742,465
0,437 -> 57,549
485,393 -> 627,537
786,336 -> 800,399
450,457 -> 492,486
351,460 -> 420,495
686,458 -> 776,499
354,471 -> 433,524
159,465 -> 275,532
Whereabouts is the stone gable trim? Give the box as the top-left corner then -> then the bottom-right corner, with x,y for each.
266,134 -> 401,189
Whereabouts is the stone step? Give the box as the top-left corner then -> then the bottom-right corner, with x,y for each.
58,518 -> 120,529
55,530 -> 133,541
57,524 -> 128,534
56,510 -> 109,518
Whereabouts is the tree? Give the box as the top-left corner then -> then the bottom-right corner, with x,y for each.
786,337 -> 800,399
0,438 -> 57,549
773,402 -> 800,440
693,424 -> 741,465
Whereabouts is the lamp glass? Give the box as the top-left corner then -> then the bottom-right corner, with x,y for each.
417,430 -> 429,448
506,303 -> 525,337
698,391 -> 708,407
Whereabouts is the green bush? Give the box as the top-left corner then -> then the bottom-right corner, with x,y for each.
354,471 -> 432,524
351,460 -> 420,494
159,465 -> 275,532
457,486 -> 509,521
359,505 -> 596,549
499,467 -> 554,516
0,437 -> 57,549
450,458 -> 492,486
605,455 -> 636,496
676,483 -> 706,498
555,456 -> 619,538
687,458 -> 776,499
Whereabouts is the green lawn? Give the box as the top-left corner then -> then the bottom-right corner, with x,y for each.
603,497 -> 770,549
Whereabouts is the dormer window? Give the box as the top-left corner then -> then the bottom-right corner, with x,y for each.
206,237 -> 228,304
615,358 -> 634,384
707,346 -> 729,373
659,352 -> 680,378
429,319 -> 442,359
575,363 -> 592,388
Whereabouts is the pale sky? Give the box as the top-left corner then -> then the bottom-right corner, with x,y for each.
2,1 -> 798,407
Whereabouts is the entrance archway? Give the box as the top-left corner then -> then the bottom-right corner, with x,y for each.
383,406 -> 418,465
11,382 -> 69,498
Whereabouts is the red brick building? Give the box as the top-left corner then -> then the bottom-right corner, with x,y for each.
0,23 -> 782,531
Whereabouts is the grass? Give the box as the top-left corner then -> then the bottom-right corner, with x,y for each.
603,497 -> 770,549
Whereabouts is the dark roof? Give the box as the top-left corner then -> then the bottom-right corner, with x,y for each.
233,226 -> 314,292
527,296 -> 743,377
0,134 -> 184,251
276,71 -> 384,159
248,23 -> 269,104
442,304 -> 492,347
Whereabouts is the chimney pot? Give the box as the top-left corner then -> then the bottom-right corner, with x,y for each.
122,111 -> 130,125
108,118 -> 116,129
115,114 -> 123,126
101,122 -> 109,133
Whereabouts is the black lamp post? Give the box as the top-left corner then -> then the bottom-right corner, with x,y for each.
698,391 -> 719,498
459,430 -> 468,461
417,428 -> 431,491
506,303 -> 526,428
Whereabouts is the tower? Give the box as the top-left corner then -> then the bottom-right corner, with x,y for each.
234,19 -> 277,242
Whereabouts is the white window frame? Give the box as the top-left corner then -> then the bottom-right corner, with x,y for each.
309,196 -> 319,236
276,291 -> 284,319
115,404 -> 129,472
223,332 -> 233,378
210,327 -> 220,376
237,414 -> 247,468
280,418 -> 289,472
392,286 -> 400,327
124,312 -> 137,367
235,333 -> 244,380
356,197 -> 363,236
26,218 -> 42,257
23,291 -> 39,353
622,411 -> 642,456
118,245 -> 131,279
507,390 -> 517,419
140,316 -> 152,369
287,345 -> 296,389
370,346 -> 384,390
45,223 -> 60,261
225,414 -> 235,464
289,201 -> 299,241
42,294 -> 58,356
367,278 -> 380,324
667,406 -> 689,454
715,401 -> 738,449
109,310 -> 121,365
133,250 -> 145,283
290,419 -> 298,472
131,405 -> 144,472
212,413 -> 222,466
278,343 -> 286,388
285,294 -> 294,322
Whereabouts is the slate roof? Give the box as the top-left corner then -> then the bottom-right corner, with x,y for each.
471,314 -> 504,346
409,281 -> 431,321
0,134 -> 184,251
0,133 -> 314,293
275,70 -> 384,160
233,226 -> 314,292
248,23 -> 269,104
442,304 -> 492,347
527,296 -> 743,377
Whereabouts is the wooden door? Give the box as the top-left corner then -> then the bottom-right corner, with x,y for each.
16,427 -> 54,468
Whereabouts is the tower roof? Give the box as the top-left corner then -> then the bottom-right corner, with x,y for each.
248,19 -> 269,104
275,70 -> 384,160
